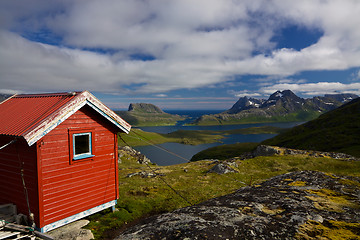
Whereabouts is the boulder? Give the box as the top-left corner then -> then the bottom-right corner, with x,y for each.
207,163 -> 237,174
253,145 -> 280,156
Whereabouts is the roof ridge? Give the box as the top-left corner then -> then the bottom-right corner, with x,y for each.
15,92 -> 82,98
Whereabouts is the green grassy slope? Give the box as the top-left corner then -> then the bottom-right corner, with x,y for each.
190,142 -> 259,161
262,98 -> 360,157
192,110 -> 321,126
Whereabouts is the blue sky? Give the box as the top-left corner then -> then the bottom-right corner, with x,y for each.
0,0 -> 360,110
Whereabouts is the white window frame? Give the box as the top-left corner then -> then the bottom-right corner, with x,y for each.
72,132 -> 94,160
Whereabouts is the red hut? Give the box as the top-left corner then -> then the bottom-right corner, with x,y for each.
0,91 -> 131,232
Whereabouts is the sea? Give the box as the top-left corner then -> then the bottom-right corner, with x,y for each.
132,110 -> 302,166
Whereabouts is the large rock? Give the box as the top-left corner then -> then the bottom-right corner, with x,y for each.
118,146 -> 153,165
253,145 -> 280,156
116,171 -> 360,239
207,163 -> 238,174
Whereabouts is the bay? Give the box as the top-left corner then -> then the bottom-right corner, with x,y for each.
133,110 -> 302,166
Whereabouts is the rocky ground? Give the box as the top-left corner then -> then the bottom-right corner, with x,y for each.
252,145 -> 359,161
47,220 -> 93,240
116,170 -> 360,240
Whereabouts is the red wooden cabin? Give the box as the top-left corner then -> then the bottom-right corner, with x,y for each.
0,91 -> 131,232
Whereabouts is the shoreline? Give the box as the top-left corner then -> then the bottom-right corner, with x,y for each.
119,126 -> 285,147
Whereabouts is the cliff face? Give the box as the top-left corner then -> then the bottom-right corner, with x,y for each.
117,170 -> 360,240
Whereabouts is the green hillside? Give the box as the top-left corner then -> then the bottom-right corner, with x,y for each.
262,98 -> 360,157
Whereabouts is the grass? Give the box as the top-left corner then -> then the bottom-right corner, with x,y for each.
190,142 -> 259,161
86,153 -> 360,239
118,126 -> 284,147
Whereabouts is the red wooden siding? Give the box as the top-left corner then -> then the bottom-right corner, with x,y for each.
38,105 -> 119,227
0,136 -> 40,225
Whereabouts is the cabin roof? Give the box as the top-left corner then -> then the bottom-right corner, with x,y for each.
0,91 -> 131,146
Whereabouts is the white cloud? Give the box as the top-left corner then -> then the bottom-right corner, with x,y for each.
0,31 -> 230,93
155,94 -> 167,97
0,31 -> 131,93
1,0 -> 360,95
260,82 -> 360,96
228,90 -> 262,98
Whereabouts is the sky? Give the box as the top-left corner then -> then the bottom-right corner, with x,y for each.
1,0 -> 360,110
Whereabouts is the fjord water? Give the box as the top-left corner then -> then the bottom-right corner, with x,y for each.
133,110 -> 302,166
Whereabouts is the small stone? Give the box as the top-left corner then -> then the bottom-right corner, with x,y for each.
312,215 -> 324,223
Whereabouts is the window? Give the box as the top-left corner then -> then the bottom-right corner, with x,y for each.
69,129 -> 95,162
73,133 -> 93,160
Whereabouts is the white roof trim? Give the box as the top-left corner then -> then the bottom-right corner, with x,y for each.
23,91 -> 131,146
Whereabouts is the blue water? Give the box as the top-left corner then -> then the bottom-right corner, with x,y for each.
133,110 -> 303,166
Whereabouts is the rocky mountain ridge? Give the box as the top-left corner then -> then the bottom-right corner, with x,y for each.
226,90 -> 357,114
194,90 -> 358,125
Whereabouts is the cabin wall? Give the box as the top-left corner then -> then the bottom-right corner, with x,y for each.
0,136 -> 39,224
38,105 -> 118,227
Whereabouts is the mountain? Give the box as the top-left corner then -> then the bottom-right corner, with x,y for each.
225,96 -> 264,114
262,97 -> 360,157
128,103 -> 165,113
116,103 -> 185,126
324,93 -> 357,102
193,90 -> 358,125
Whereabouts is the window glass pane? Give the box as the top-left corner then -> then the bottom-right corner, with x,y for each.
74,134 -> 90,155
